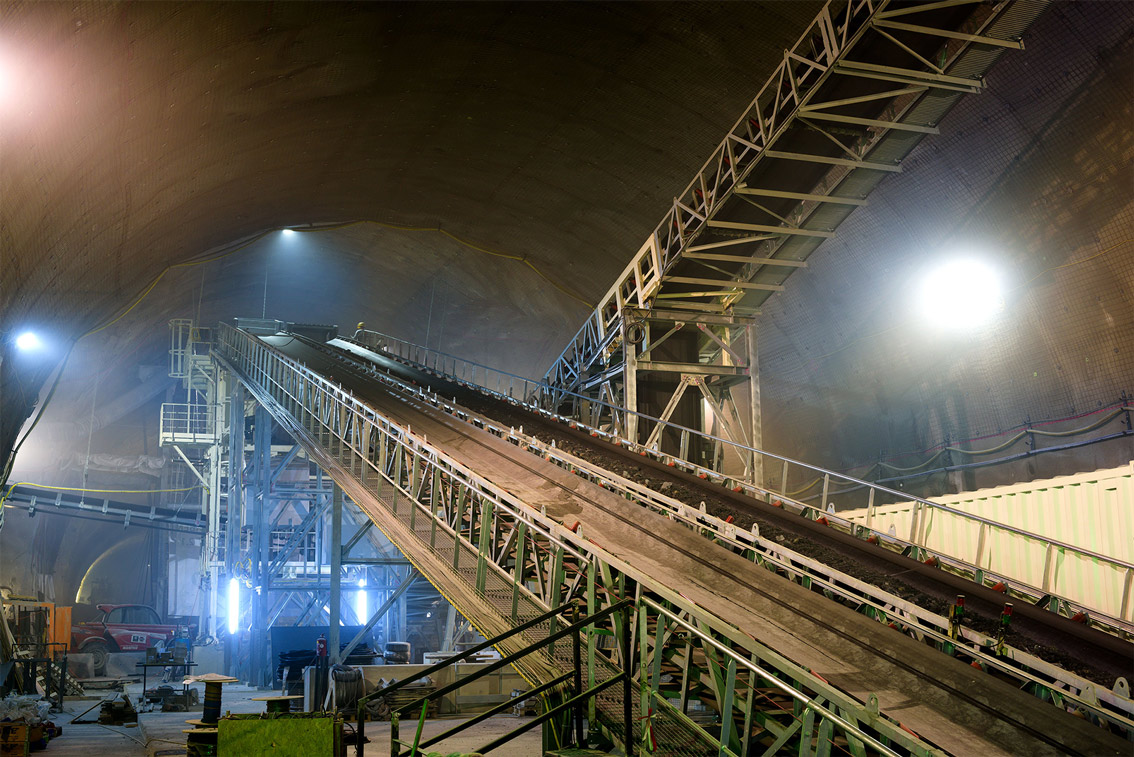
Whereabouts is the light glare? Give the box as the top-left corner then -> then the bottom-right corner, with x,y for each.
15,331 -> 41,351
227,578 -> 240,634
917,259 -> 1003,330
281,229 -> 296,236
356,577 -> 367,622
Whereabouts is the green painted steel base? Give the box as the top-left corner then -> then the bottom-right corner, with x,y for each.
217,713 -> 342,756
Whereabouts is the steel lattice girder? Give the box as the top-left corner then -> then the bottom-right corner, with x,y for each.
2,484 -> 207,533
215,323 -> 942,756
542,0 -> 1042,411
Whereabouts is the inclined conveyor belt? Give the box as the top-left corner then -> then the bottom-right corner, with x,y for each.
244,332 -> 1127,756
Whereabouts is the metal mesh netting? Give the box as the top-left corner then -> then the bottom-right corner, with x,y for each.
759,3 -> 1134,487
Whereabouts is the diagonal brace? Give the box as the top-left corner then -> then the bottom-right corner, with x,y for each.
339,571 -> 418,661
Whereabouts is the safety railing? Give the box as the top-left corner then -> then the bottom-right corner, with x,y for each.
363,600 -> 633,757
638,597 -> 903,757
294,338 -> 1134,735
159,402 -> 219,446
216,323 -> 940,755
533,441 -> 1134,735
348,329 -> 1134,631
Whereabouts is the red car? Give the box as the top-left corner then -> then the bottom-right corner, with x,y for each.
71,604 -> 185,675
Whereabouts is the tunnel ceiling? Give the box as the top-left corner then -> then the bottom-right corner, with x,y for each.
1,1 -> 823,335
0,0 -> 825,472
2,1 -> 1131,494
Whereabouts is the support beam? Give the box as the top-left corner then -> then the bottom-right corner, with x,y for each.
225,385 -> 245,577
735,185 -> 866,206
249,405 -> 273,687
686,235 -> 777,252
342,520 -> 373,556
747,325 -> 763,487
662,275 -> 784,292
329,483 -> 343,664
340,572 -> 417,661
267,496 -> 330,576
705,219 -> 835,238
872,18 -> 1024,50
171,445 -> 209,491
833,60 -> 983,92
269,444 -> 303,487
636,361 -> 747,377
763,149 -> 902,173
800,110 -> 939,134
683,251 -> 808,267
342,558 -> 412,566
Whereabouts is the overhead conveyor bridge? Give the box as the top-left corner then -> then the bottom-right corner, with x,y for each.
540,0 -> 1052,519
214,322 -> 1130,757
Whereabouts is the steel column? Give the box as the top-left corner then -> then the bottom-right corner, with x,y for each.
329,482 -> 343,663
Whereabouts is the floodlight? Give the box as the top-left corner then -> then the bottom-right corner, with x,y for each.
355,577 -> 367,622
15,331 -> 41,351
227,578 -> 240,634
917,259 -> 1003,330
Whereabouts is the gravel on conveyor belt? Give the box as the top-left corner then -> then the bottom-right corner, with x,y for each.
412,373 -> 1124,689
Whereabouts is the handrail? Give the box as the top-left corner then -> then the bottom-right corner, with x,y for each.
384,600 -> 634,757
357,601 -> 572,708
305,331 -> 1134,728
349,328 -> 1134,623
641,597 -> 902,757
217,323 -> 949,754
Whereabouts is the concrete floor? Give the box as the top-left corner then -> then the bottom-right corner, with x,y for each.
43,682 -> 543,756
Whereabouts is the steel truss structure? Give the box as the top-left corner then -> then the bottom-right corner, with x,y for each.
1,484 -> 207,534
541,0 -> 1044,479
356,328 -> 1134,637
224,400 -> 427,686
162,321 -> 435,685
216,322 -> 985,756
334,332 -> 1134,736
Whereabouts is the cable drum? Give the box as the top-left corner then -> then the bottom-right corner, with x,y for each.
625,319 -> 645,345
328,664 -> 364,711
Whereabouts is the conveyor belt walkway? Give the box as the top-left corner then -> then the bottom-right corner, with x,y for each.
357,329 -> 1134,640
334,335 -> 1134,736
216,323 -> 1127,756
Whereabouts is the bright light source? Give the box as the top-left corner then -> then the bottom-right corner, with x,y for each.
917,258 -> 1003,330
15,331 -> 41,351
355,577 -> 367,622
281,229 -> 296,236
227,578 -> 240,634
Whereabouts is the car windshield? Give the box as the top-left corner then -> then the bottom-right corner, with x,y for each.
105,606 -> 161,625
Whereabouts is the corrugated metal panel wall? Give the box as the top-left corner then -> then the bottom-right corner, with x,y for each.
842,463 -> 1133,619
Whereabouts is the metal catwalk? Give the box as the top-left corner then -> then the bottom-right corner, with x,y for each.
215,323 -> 1128,756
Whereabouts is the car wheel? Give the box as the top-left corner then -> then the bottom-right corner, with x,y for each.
85,640 -> 110,676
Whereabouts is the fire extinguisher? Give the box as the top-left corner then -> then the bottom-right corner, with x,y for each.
316,633 -> 328,657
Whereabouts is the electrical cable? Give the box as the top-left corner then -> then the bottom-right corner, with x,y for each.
787,404 -> 1134,497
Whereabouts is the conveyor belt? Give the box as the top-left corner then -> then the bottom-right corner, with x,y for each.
336,335 -> 1134,681
260,333 -> 1127,756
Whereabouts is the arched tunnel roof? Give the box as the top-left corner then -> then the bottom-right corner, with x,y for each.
2,1 -> 822,333
2,1 -> 1132,491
